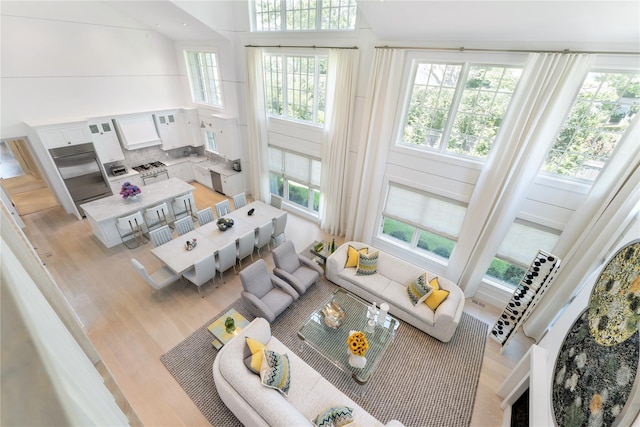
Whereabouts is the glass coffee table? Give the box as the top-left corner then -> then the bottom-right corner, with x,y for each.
297,288 -> 399,396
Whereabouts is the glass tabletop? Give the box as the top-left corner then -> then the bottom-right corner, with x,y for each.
297,288 -> 399,385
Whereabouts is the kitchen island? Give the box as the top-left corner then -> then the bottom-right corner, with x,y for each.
81,178 -> 195,248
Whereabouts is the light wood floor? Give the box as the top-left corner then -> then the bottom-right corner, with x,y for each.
20,182 -> 533,427
1,173 -> 58,215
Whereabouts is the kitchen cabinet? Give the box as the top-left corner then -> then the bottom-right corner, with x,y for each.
167,162 -> 194,183
108,174 -> 143,196
192,164 -> 213,190
155,110 -> 188,150
222,172 -> 243,197
184,108 -> 203,147
208,115 -> 241,159
89,120 -> 124,163
38,122 -> 92,149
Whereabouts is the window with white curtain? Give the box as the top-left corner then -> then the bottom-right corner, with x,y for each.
184,51 -> 223,107
400,62 -> 522,159
485,219 -> 561,288
251,0 -> 357,32
269,146 -> 321,213
542,70 -> 640,181
380,183 -> 467,260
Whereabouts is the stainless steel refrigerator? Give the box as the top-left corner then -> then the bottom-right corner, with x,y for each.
49,143 -> 112,216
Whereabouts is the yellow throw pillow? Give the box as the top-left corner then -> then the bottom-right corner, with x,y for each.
243,337 -> 266,375
345,245 -> 368,268
424,277 -> 450,311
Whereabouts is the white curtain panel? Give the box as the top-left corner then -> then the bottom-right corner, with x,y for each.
524,117 -> 640,341
246,47 -> 271,202
346,48 -> 404,242
2,240 -> 130,426
320,49 -> 357,236
445,53 -> 593,296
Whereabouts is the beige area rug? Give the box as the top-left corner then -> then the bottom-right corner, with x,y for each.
1,175 -> 58,215
161,279 -> 488,427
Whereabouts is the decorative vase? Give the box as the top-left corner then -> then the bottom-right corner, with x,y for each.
348,354 -> 366,369
127,195 -> 139,201
224,317 -> 235,333
365,319 -> 375,333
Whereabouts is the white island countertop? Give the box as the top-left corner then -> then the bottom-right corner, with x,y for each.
81,178 -> 195,223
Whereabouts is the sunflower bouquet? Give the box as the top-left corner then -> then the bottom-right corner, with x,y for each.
346,331 -> 369,357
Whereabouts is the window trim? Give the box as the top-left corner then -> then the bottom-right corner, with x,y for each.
263,52 -> 328,126
250,0 -> 358,32
268,146 -> 321,216
394,51 -> 527,161
184,49 -> 224,108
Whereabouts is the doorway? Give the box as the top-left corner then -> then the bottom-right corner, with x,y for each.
0,138 -> 58,215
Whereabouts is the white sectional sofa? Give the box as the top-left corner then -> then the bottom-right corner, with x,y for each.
213,317 -> 405,427
326,241 -> 465,342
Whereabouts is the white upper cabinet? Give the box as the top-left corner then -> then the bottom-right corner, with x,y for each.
38,122 -> 92,149
88,120 -> 125,163
155,110 -> 188,150
184,108 -> 203,147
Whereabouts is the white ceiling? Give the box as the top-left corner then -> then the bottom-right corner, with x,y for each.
102,0 -> 640,51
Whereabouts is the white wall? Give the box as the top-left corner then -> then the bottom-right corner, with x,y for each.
1,1 -> 188,139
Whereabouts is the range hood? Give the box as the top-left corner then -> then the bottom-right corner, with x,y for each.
114,114 -> 161,150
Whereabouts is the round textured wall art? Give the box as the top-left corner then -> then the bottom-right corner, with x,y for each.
552,239 -> 640,427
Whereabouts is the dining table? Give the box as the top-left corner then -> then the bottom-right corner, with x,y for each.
151,201 -> 284,274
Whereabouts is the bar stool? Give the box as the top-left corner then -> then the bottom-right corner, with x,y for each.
172,193 -> 197,222
145,202 -> 171,232
116,211 -> 147,249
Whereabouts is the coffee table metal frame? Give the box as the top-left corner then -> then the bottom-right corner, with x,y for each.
208,308 -> 250,349
297,288 -> 399,396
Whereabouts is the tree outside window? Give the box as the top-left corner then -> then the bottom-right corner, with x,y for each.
253,0 -> 357,31
402,63 -> 522,159
542,71 -> 640,181
185,51 -> 223,107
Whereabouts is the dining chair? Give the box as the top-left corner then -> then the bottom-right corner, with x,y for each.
144,202 -> 171,232
254,222 -> 273,257
116,211 -> 147,249
172,193 -> 197,221
236,230 -> 255,269
215,241 -> 237,283
197,207 -> 215,226
149,225 -> 173,247
270,194 -> 283,209
130,258 -> 180,292
232,192 -> 247,209
239,259 -> 299,323
272,240 -> 323,296
271,212 -> 287,249
174,216 -> 195,236
215,199 -> 231,217
182,252 -> 216,297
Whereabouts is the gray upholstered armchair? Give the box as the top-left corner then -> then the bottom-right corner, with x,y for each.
239,259 -> 299,323
272,240 -> 323,296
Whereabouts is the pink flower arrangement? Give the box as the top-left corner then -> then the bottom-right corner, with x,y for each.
120,182 -> 141,199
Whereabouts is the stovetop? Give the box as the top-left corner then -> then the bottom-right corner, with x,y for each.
132,161 -> 168,177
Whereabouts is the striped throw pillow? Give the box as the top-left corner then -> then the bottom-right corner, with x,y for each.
356,251 -> 379,276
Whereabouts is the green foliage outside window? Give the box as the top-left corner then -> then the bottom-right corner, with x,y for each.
381,217 -> 455,260
543,72 -> 640,180
486,258 -> 527,288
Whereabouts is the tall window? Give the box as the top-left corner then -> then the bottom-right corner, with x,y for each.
380,183 -> 467,260
542,71 -> 640,180
485,220 -> 561,288
401,63 -> 522,159
253,0 -> 357,32
185,51 -> 223,107
205,131 -> 217,152
269,147 -> 321,213
264,54 -> 327,125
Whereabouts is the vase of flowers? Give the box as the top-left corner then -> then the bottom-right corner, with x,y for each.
346,330 -> 368,369
120,182 -> 141,200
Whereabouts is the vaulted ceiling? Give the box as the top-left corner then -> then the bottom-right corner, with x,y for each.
103,1 -> 640,51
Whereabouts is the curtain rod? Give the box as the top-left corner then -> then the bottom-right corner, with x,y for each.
375,45 -> 640,56
245,44 -> 358,50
